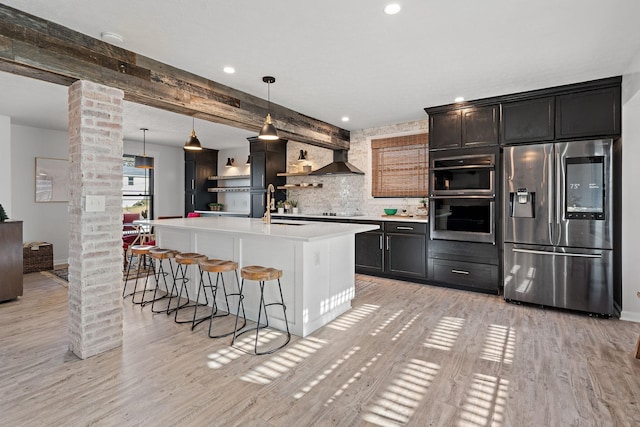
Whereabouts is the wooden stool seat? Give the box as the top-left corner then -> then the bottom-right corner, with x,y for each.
200,259 -> 238,273
175,253 -> 206,265
130,244 -> 156,255
241,265 -> 282,282
149,248 -> 178,260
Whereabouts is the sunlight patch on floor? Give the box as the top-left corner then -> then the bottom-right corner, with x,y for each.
392,314 -> 420,342
326,303 -> 379,331
371,310 -> 404,336
480,324 -> 516,365
293,346 -> 361,399
424,316 -> 465,351
456,373 -> 509,427
362,359 -> 440,426
325,353 -> 381,406
239,336 -> 327,384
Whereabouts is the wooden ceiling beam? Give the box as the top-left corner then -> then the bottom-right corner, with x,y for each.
0,4 -> 350,150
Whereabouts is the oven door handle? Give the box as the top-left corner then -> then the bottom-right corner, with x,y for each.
429,195 -> 495,200
431,164 -> 494,171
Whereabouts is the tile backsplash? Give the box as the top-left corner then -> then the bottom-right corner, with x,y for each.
284,119 -> 429,216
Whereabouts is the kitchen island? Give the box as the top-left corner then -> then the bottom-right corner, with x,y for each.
150,216 -> 378,337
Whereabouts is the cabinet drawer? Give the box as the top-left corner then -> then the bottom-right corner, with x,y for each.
385,222 -> 427,234
431,259 -> 498,291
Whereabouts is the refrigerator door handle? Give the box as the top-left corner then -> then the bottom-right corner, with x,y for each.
512,248 -> 602,259
547,147 -> 555,244
555,149 -> 562,246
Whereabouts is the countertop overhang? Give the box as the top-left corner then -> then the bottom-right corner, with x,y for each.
149,216 -> 379,242
273,213 -> 429,223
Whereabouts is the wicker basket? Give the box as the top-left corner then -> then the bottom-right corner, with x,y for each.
23,243 -> 53,273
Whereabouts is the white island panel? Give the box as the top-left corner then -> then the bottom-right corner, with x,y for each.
151,217 -> 377,337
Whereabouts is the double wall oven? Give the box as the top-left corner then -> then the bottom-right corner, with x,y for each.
429,147 -> 499,244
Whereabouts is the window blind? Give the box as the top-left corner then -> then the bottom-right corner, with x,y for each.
371,133 -> 428,198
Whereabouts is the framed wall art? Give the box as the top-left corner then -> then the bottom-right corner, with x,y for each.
35,157 -> 69,202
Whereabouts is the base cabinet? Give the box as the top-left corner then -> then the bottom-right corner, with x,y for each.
385,222 -> 427,279
428,239 -> 500,294
355,229 -> 384,274
0,221 -> 23,302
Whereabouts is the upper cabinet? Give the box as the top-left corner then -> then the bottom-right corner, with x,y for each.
426,76 -> 622,148
555,86 -> 621,139
429,105 -> 498,150
501,97 -> 555,145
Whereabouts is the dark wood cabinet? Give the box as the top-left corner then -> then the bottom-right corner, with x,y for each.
184,148 -> 218,216
556,87 -> 621,139
355,229 -> 384,274
0,221 -> 23,302
429,110 -> 461,150
385,222 -> 428,279
428,239 -> 499,293
429,105 -> 498,150
500,96 -> 555,144
248,137 -> 287,218
462,105 -> 499,147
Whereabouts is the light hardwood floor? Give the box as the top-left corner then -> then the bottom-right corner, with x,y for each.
1,273 -> 639,427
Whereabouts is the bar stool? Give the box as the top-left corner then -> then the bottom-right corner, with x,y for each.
123,244 -> 156,304
147,248 -> 180,313
172,252 -> 208,324
232,265 -> 291,355
197,259 -> 246,337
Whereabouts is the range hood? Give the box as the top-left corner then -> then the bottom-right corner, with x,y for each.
310,150 -> 364,175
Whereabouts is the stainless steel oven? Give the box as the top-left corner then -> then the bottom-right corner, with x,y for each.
429,148 -> 498,244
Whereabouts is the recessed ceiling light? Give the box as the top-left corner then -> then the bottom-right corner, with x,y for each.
223,66 -> 235,74
454,96 -> 465,103
384,3 -> 401,15
341,116 -> 350,122
100,32 -> 123,44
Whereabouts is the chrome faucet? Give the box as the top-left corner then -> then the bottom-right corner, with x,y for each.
263,183 -> 275,224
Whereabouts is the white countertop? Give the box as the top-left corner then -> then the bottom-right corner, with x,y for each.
273,213 -> 429,223
149,216 -> 379,242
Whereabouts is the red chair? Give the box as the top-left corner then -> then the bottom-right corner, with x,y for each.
123,213 -> 141,268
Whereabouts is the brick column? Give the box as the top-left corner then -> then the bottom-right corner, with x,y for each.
68,80 -> 124,359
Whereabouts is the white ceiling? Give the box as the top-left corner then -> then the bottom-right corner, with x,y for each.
1,0 -> 640,149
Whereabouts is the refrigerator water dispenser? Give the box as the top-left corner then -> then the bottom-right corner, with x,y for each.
510,188 -> 535,218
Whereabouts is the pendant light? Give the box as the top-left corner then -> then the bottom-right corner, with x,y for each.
246,155 -> 251,165
184,117 -> 203,151
258,76 -> 279,141
225,157 -> 235,167
297,149 -> 308,161
134,128 -> 154,169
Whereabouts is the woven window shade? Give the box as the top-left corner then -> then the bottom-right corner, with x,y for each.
371,133 -> 428,198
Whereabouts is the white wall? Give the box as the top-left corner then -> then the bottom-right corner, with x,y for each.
0,115 -> 11,217
7,127 -> 184,266
620,51 -> 640,322
123,139 -> 184,218
11,125 -> 69,265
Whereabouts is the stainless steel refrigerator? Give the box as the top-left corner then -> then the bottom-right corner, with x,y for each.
503,139 -> 616,315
